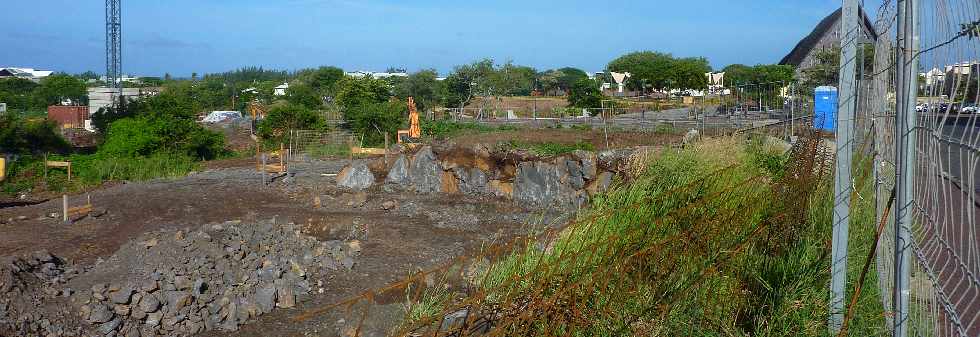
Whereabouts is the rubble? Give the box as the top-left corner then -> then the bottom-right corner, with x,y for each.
0,219 -> 358,337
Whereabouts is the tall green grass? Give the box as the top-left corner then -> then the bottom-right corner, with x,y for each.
1,153 -> 200,195
401,137 -> 888,336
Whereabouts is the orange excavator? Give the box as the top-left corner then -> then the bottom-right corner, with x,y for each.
397,97 -> 421,144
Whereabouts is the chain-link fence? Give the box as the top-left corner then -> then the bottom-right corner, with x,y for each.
834,0 -> 980,336
288,129 -> 354,162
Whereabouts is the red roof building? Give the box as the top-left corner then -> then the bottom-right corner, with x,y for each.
47,106 -> 89,129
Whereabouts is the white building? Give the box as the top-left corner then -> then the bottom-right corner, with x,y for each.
345,71 -> 408,79
0,67 -> 54,81
273,83 -> 289,96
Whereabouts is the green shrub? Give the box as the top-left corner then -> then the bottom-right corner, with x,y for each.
0,114 -> 70,155
344,101 -> 405,146
100,116 -> 224,160
257,104 -> 327,145
504,140 -> 595,156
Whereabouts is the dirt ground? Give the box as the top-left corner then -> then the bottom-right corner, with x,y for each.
0,158 -> 563,336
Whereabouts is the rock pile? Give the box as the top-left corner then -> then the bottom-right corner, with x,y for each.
340,145 -> 624,209
0,219 -> 355,337
0,251 -> 82,336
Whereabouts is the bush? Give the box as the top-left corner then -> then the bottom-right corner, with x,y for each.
257,104 -> 327,145
100,116 -> 224,160
0,114 -> 70,155
568,78 -> 603,110
344,101 -> 405,146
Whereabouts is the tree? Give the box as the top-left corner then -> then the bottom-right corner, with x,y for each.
335,76 -> 391,109
671,57 -> 712,91
257,104 -> 326,144
723,64 -> 795,86
0,78 -> 39,112
538,67 -> 589,95
344,100 -> 406,146
568,78 -> 603,110
798,45 -> 875,91
76,71 -> 100,81
294,66 -> 345,97
608,51 -> 676,92
33,74 -> 87,107
441,59 -> 496,108
489,62 -> 537,96
0,113 -> 70,154
608,52 -> 713,93
394,69 -> 440,111
285,83 -> 323,110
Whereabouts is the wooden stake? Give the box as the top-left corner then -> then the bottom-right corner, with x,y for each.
62,195 -> 68,223
279,143 -> 285,174
384,133 -> 389,168
261,155 -> 268,185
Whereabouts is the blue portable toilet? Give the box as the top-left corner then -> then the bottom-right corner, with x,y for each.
814,86 -> 839,132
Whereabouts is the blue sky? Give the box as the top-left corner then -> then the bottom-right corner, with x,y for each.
2,0 -> 843,77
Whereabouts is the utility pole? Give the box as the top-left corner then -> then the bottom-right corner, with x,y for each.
830,0 -> 859,333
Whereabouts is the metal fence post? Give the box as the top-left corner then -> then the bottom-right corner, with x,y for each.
893,0 -> 918,336
830,0 -> 859,332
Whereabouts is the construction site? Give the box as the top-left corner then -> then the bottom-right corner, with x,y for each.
2,0 -> 979,337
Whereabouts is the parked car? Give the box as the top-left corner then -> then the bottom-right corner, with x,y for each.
962,104 -> 978,113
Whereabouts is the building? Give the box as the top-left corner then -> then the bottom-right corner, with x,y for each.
87,87 -> 160,114
345,71 -> 409,79
779,7 -> 878,78
273,83 -> 289,96
0,67 -> 54,81
48,106 -> 90,129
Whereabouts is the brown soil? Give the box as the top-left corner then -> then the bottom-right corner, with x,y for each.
0,158 -> 560,336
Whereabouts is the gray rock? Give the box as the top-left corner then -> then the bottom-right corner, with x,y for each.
113,304 -> 130,316
337,162 -> 375,190
88,303 -> 114,323
409,146 -> 443,193
108,286 -> 133,304
574,150 -> 598,181
255,285 -> 277,313
384,155 -> 411,186
513,161 -> 576,207
98,317 -> 122,335
138,293 -> 160,313
564,159 -> 586,189
165,291 -> 191,312
455,167 -> 489,196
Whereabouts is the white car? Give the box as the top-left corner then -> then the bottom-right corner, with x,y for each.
962,105 -> 978,113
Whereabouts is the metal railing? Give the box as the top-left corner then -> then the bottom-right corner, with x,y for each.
832,0 -> 980,336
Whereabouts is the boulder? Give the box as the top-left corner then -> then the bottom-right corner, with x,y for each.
109,286 -> 133,304
683,129 -> 701,145
573,150 -> 598,181
586,171 -> 614,196
384,155 -> 411,187
513,161 -> 576,207
255,285 -> 277,313
563,158 -> 586,189
488,180 -> 513,199
87,303 -> 114,323
455,167 -> 489,196
337,162 -> 375,190
409,147 -> 443,193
